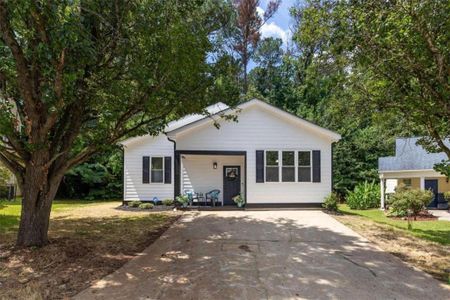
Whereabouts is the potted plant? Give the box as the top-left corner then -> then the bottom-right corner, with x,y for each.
176,195 -> 189,208
444,191 -> 450,202
233,194 -> 245,208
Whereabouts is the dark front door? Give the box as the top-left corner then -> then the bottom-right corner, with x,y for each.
223,166 -> 241,205
425,179 -> 439,208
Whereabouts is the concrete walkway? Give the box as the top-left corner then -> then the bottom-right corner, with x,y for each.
429,210 -> 450,221
76,211 -> 450,300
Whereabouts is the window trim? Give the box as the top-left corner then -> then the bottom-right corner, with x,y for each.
150,156 -> 165,184
402,178 -> 412,188
265,150 -> 280,182
297,150 -> 312,182
263,149 -> 314,183
281,151 -> 295,182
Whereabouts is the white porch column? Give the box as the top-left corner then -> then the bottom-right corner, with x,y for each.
380,176 -> 385,210
180,156 -> 184,193
420,177 -> 425,190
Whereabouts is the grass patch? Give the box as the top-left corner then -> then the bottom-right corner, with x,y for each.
334,205 -> 450,283
334,213 -> 450,283
0,199 -> 118,234
338,204 -> 450,245
0,201 -> 180,299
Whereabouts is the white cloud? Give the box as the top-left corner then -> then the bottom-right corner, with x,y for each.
256,6 -> 291,49
256,6 -> 265,18
260,21 -> 290,47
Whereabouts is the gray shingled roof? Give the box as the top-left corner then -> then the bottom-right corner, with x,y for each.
378,137 -> 449,171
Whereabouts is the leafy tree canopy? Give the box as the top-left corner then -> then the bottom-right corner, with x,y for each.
0,0 -> 239,246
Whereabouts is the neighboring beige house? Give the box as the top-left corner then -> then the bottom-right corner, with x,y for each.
379,137 -> 450,209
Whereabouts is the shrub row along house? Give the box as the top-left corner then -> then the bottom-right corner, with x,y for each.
378,137 -> 450,210
120,99 -> 341,207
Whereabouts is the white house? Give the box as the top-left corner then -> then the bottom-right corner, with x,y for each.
379,137 -> 450,209
120,99 -> 341,207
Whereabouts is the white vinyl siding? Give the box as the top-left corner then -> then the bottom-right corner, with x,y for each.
123,135 -> 173,201
181,155 -> 245,204
173,105 -> 334,204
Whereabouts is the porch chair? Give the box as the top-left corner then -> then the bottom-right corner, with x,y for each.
206,189 -> 221,206
184,189 -> 198,206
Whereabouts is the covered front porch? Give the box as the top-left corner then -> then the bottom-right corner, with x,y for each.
379,170 -> 450,210
175,151 -> 246,207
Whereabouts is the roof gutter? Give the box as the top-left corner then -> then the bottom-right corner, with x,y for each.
166,134 -> 176,150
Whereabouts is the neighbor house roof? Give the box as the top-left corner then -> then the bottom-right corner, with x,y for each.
165,99 -> 341,141
378,137 -> 449,172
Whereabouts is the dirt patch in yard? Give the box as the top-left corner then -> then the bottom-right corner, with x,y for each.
334,214 -> 450,283
0,203 -> 181,299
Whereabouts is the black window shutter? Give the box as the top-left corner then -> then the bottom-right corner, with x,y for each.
312,150 -> 321,182
142,156 -> 150,183
164,156 -> 172,184
256,150 -> 264,183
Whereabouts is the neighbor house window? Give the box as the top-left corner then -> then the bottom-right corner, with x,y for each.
266,151 -> 279,182
282,151 -> 295,182
403,179 -> 412,188
298,151 -> 311,182
151,157 -> 164,183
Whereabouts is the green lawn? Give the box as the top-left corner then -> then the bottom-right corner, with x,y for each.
339,204 -> 450,245
0,199 -> 112,234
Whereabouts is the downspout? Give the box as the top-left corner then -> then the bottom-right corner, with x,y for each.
120,144 -> 125,206
166,134 -> 178,198
331,142 -> 335,193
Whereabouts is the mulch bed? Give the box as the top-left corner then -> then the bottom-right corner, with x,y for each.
117,204 -> 174,212
388,210 -> 438,221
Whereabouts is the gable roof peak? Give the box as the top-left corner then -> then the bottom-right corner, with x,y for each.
167,98 -> 341,141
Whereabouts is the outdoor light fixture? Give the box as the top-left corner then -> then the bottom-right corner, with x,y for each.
213,162 -> 218,169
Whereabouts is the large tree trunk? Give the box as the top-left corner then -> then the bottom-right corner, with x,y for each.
242,46 -> 248,94
16,156 -> 65,247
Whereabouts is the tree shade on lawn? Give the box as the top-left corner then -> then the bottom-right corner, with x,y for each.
0,0 -> 237,247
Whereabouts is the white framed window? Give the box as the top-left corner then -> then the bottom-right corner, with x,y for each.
298,151 -> 311,182
402,179 -> 412,188
282,151 -> 295,182
151,157 -> 164,183
265,151 -> 279,182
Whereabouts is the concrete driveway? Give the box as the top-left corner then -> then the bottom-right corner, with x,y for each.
76,210 -> 449,300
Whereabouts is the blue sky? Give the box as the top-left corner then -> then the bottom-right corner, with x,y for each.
248,0 -> 299,69
258,0 -> 299,49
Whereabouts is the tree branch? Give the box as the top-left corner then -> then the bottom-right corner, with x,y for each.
0,1 -> 37,109
0,150 -> 24,184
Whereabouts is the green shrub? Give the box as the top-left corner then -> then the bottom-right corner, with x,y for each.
162,198 -> 174,206
128,201 -> 142,208
176,195 -> 189,207
138,203 -> 154,209
346,181 -> 380,209
232,194 -> 245,207
388,189 -> 433,217
443,191 -> 450,202
322,192 -> 339,212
